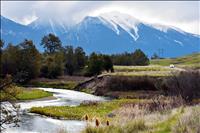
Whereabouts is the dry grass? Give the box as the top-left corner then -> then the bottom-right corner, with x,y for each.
172,105 -> 200,133
111,65 -> 173,77
111,96 -> 184,124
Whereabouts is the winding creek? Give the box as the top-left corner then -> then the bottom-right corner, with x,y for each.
4,88 -> 108,133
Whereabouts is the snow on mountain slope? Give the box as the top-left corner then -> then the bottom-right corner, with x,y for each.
28,18 -> 69,35
98,12 -> 140,41
1,12 -> 200,57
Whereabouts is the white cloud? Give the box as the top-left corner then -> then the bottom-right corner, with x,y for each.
1,1 -> 200,34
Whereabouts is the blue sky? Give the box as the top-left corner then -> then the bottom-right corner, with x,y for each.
1,1 -> 200,34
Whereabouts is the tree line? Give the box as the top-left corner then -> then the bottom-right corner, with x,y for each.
0,33 -> 149,83
111,50 -> 149,66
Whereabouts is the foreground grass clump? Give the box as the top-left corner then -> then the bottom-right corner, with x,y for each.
30,99 -> 143,120
82,120 -> 147,133
172,106 -> 200,133
16,89 -> 53,100
153,109 -> 184,133
28,81 -> 77,89
81,106 -> 189,133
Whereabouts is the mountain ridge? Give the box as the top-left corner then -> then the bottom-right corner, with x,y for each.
1,13 -> 200,57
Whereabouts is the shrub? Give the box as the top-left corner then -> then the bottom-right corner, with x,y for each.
106,76 -> 157,91
159,70 -> 200,102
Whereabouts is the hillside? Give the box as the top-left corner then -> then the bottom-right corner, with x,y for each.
151,53 -> 200,68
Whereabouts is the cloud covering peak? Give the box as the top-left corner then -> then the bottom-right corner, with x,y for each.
1,1 -> 200,35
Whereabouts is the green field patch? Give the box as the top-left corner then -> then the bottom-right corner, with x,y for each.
30,99 -> 144,120
151,53 -> 200,67
114,65 -> 170,72
16,89 -> 53,100
0,86 -> 53,101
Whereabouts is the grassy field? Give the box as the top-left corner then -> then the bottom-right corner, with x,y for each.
151,53 -> 200,68
81,104 -> 200,133
114,65 -> 170,72
31,96 -> 200,133
0,86 -> 53,101
30,99 -> 144,120
82,108 -> 184,133
109,65 -> 174,77
108,53 -> 200,77
15,89 -> 53,100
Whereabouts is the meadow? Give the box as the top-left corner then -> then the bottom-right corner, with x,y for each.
31,97 -> 200,133
0,86 -> 53,101
111,65 -> 173,77
151,53 -> 200,69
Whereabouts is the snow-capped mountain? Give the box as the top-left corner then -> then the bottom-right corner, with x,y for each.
28,18 -> 69,36
1,12 -> 200,57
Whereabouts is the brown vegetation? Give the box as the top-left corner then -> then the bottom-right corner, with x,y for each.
159,70 -> 200,102
105,76 -> 157,91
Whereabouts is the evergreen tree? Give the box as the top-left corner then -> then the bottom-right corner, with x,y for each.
40,53 -> 64,79
41,33 -> 62,54
132,49 -> 149,66
74,47 -> 86,70
1,40 -> 41,83
17,39 -> 41,82
2,43 -> 20,76
64,46 -> 75,75
102,55 -> 114,72
87,52 -> 103,76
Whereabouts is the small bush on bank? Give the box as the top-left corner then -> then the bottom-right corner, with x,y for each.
159,70 -> 200,102
0,85 -> 22,101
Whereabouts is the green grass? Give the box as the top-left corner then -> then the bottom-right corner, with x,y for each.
151,53 -> 200,67
16,89 -> 53,100
81,107 -> 188,133
153,108 -> 184,133
172,106 -> 200,133
30,99 -> 145,120
110,71 -> 171,77
82,120 -> 147,133
0,86 -> 53,101
110,65 -> 173,77
114,65 -> 170,72
28,81 -> 77,90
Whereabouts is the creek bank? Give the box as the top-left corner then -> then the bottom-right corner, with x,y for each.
74,75 -> 162,99
3,87 -> 108,133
